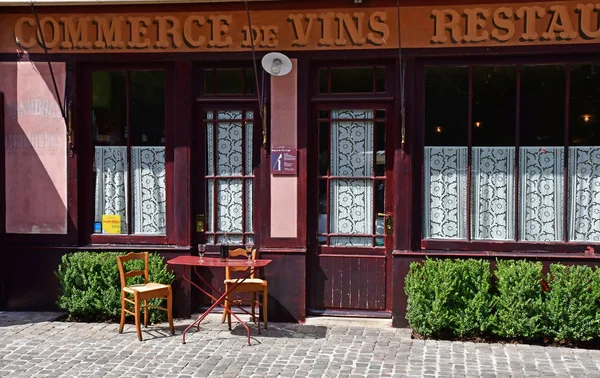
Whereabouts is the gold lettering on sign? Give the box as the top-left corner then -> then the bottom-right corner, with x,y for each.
94,16 -> 125,48
60,17 -> 92,49
241,25 -> 279,47
577,3 -> 600,39
318,12 -> 335,46
335,13 -> 366,46
241,25 -> 260,47
183,15 -> 206,47
463,8 -> 490,42
431,9 -> 462,43
491,7 -> 515,42
430,3 -> 600,45
261,25 -> 279,47
40,17 -> 61,49
367,11 -> 389,45
15,17 -> 36,48
515,6 -> 544,41
542,5 -> 577,40
288,13 -> 317,46
11,11 -> 392,52
127,16 -> 152,48
207,15 -> 232,47
155,16 -> 183,48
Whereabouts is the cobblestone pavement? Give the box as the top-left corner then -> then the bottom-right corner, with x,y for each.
2,311 -> 600,378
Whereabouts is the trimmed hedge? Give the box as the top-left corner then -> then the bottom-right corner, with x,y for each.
405,259 -> 493,338
545,264 -> 600,342
493,260 -> 545,339
406,258 -> 600,344
56,252 -> 174,324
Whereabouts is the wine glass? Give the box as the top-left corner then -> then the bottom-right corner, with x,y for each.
198,244 -> 206,262
245,244 -> 254,264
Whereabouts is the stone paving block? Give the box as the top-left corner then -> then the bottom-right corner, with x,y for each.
5,312 -> 600,378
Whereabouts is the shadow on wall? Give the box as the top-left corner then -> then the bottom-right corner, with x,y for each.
0,59 -> 74,311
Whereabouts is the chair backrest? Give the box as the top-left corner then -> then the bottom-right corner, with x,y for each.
116,252 -> 149,289
225,248 -> 257,280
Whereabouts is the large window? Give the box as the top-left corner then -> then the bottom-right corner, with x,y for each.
200,67 -> 257,245
423,63 -> 600,243
91,70 -> 166,235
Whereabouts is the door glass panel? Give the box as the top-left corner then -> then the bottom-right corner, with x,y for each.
323,109 -> 379,247
330,109 -> 374,176
216,111 -> 243,176
216,178 -> 243,243
375,115 -> 386,176
205,109 -> 254,244
375,180 -> 385,236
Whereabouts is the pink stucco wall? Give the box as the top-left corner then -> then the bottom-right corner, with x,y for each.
0,60 -> 68,234
270,59 -> 298,238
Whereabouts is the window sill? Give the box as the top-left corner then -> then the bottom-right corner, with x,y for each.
89,234 -> 168,245
393,249 -> 600,260
79,244 -> 190,251
420,239 -> 599,254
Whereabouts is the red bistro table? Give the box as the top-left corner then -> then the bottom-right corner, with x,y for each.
166,255 -> 271,345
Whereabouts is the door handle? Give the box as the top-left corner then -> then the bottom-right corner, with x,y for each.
378,213 -> 394,236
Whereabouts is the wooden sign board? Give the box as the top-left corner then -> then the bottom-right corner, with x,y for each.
1,1 -> 600,53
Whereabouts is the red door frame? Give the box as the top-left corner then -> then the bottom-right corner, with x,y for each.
306,60 -> 399,315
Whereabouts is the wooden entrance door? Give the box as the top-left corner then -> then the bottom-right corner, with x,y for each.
307,103 -> 395,316
191,65 -> 260,311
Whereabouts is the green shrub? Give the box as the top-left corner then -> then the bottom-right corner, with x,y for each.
56,251 -> 174,324
493,259 -> 545,339
545,264 -> 600,342
405,258 -> 493,338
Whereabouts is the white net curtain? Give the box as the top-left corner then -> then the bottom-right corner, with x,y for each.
94,146 -> 166,234
205,110 -> 254,244
329,110 -> 374,247
424,146 -> 600,242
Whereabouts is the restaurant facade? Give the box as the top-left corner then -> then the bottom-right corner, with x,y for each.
1,0 -> 600,326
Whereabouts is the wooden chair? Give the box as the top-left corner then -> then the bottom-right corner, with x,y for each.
221,248 -> 268,330
116,252 -> 174,341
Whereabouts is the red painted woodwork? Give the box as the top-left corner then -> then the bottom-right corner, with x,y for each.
78,62 -> 178,246
0,91 -> 5,238
312,255 -> 387,311
307,60 -> 397,314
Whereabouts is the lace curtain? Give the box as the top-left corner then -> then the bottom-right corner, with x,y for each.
423,147 -> 468,239
471,147 -> 515,240
520,147 -> 564,241
94,146 -> 166,234
569,147 -> 600,242
95,147 -> 128,233
329,110 -> 374,246
424,146 -> 600,242
206,110 -> 253,244
131,147 -> 166,234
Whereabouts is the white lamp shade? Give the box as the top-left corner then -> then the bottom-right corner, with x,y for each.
261,52 -> 293,76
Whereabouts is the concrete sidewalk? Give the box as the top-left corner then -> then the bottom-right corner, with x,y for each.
1,311 -> 600,377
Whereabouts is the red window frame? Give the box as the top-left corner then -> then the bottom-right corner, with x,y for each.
80,63 -> 175,245
195,64 -> 261,247
309,61 -> 397,255
417,56 -> 600,253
